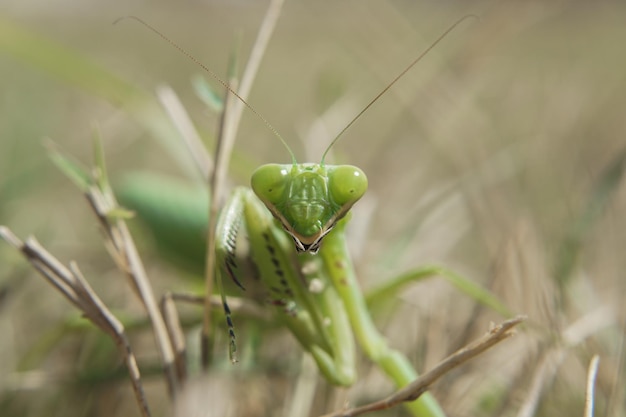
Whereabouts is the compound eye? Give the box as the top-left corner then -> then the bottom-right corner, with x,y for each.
251,164 -> 290,204
327,165 -> 368,206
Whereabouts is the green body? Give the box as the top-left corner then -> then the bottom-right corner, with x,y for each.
211,163 -> 445,417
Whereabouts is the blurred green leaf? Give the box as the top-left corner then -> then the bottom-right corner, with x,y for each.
555,148 -> 626,286
115,172 -> 209,272
0,16 -> 200,179
0,16 -> 139,106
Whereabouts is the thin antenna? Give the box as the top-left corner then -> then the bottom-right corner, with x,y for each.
114,16 -> 298,165
320,14 -> 478,166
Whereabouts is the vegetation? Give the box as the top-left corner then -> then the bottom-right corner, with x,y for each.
1,2 -> 625,416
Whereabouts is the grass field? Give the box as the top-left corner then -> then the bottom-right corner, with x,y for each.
1,1 -> 625,416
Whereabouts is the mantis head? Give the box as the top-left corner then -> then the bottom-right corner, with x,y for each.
120,15 -> 474,253
251,163 -> 367,253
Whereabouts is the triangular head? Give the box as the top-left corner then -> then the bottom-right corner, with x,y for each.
251,163 -> 367,253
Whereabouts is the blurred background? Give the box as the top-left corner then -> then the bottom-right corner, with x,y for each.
1,1 -> 625,416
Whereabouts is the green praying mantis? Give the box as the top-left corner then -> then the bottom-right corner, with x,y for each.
216,166 -> 443,417
113,14 -> 511,417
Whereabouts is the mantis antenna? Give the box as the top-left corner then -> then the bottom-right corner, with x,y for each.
319,14 -> 479,166
116,14 -> 477,167
113,15 -> 298,166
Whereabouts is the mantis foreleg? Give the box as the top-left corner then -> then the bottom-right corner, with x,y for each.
320,220 -> 446,417
216,187 -> 357,386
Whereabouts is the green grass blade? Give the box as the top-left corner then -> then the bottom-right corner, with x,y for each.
366,265 -> 513,318
192,75 -> 224,112
92,128 -> 109,191
554,148 -> 626,286
46,142 -> 92,191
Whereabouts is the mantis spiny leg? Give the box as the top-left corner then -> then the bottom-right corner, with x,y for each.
216,188 -> 357,385
320,220 -> 446,417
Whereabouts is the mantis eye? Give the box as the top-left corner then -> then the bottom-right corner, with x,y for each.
251,164 -> 290,204
328,165 -> 368,206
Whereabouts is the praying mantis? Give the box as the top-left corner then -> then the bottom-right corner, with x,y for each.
114,13 -> 508,417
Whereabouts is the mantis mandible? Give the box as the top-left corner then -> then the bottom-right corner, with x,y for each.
120,15 -> 478,417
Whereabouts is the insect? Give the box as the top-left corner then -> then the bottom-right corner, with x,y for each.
117,14 -> 481,417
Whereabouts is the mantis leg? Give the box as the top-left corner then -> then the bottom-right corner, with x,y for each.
320,219 -> 446,417
216,187 -> 357,385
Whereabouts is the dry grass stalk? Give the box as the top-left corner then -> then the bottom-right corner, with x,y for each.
84,180 -> 180,395
0,226 -> 152,417
157,84 -> 213,180
201,0 -> 285,368
584,355 -> 600,417
517,307 -> 614,417
320,316 -> 526,417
